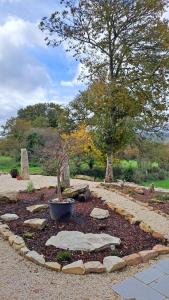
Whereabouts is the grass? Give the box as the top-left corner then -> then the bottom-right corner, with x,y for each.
0,155 -> 42,174
143,179 -> 169,189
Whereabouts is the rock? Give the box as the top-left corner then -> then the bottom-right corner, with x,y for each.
26,204 -> 48,213
25,251 -> 45,266
46,231 -> 121,252
139,250 -> 158,262
153,244 -> 169,254
1,229 -> 13,240
139,222 -> 153,233
45,262 -> 61,272
152,232 -> 165,241
62,260 -> 85,275
8,235 -> 24,245
74,175 -> 95,181
0,192 -> 19,203
90,208 -> 109,220
24,218 -> 46,230
62,184 -> 89,198
77,190 -> 91,202
84,261 -> 105,273
123,253 -> 142,266
0,223 -> 9,231
19,246 -> 30,256
103,256 -> 126,272
0,213 -> 19,221
20,148 -> 30,180
135,188 -> 144,195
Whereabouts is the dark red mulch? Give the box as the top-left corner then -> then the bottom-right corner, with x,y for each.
0,188 -> 164,265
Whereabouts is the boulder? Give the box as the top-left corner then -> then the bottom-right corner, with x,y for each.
62,184 -> 89,198
0,213 -> 19,221
24,218 -> 46,230
46,231 -> 121,252
0,192 -> 19,203
45,262 -> 61,272
90,208 -> 109,219
84,261 -> 105,273
103,256 -> 126,272
153,244 -> 169,254
123,253 -> 142,266
21,148 -> 30,180
26,204 -> 48,213
138,250 -> 158,262
25,251 -> 45,266
62,260 -> 85,275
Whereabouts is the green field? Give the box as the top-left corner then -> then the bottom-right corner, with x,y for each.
0,156 -> 42,174
143,179 -> 169,189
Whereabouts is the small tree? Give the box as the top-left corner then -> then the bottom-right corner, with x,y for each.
42,133 -> 70,200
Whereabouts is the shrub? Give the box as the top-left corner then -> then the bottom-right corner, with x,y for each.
42,159 -> 58,176
157,194 -> 169,201
10,168 -> 19,178
56,250 -> 71,262
27,181 -> 35,193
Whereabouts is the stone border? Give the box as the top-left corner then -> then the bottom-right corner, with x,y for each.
1,203 -> 169,275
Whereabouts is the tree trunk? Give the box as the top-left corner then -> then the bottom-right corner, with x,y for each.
57,170 -> 62,200
61,155 -> 70,188
105,153 -> 113,182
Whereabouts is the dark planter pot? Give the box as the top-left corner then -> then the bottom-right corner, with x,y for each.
49,198 -> 75,221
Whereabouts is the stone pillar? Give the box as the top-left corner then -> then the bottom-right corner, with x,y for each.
21,148 -> 30,180
61,155 -> 70,188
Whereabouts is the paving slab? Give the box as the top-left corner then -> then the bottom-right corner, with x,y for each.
112,277 -> 163,300
134,266 -> 164,284
154,259 -> 169,275
150,275 -> 169,297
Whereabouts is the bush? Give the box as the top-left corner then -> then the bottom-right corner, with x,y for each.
10,168 -> 19,178
42,159 -> 58,176
27,181 -> 35,193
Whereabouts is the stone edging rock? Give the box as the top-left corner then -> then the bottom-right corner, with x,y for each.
1,213 -> 169,275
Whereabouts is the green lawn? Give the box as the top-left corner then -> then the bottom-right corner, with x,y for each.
0,156 -> 42,174
143,179 -> 169,189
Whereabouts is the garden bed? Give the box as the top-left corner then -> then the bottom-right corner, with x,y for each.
0,188 -> 163,265
104,184 -> 169,215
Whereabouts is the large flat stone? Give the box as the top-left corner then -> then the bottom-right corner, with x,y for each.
62,184 -> 89,198
0,192 -> 19,203
1,213 -> 19,221
24,218 -> 46,230
90,208 -> 109,219
135,267 -> 164,284
26,204 -> 48,213
46,231 -> 121,252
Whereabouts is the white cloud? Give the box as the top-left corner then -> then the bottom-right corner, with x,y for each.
0,16 -> 60,125
60,63 -> 87,87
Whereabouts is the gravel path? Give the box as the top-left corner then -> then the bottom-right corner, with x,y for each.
0,237 -> 123,300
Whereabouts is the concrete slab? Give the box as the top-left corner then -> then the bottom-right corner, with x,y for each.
134,266 -> 164,284
112,277 -> 163,300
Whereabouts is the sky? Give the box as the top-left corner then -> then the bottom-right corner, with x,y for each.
0,1 -> 169,126
0,0 -> 84,126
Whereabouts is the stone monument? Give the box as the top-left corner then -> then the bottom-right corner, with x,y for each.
21,148 -> 30,180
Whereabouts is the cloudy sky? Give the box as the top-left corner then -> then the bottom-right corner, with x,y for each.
0,0 -> 84,126
0,1 -> 169,126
